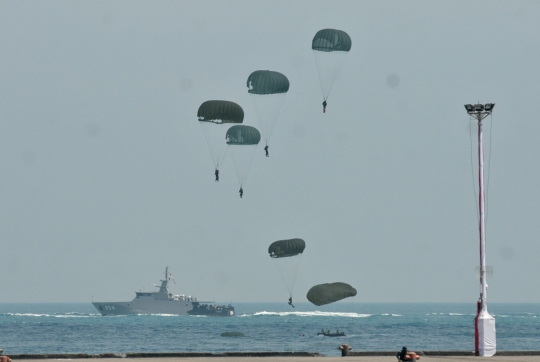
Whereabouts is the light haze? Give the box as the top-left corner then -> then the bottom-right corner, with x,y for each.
1,0 -> 539,303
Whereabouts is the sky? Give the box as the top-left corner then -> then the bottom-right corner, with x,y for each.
1,0 -> 539,304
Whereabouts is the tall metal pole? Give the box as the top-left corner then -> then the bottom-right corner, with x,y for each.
465,103 -> 496,357
478,118 -> 487,311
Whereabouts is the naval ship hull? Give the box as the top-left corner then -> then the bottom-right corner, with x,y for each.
92,267 -> 235,317
92,300 -> 235,316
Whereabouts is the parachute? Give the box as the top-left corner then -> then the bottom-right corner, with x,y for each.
312,29 -> 352,109
226,125 -> 261,189
268,238 -> 305,299
268,238 -> 305,258
306,282 -> 357,306
198,101 -> 244,175
247,71 -> 289,150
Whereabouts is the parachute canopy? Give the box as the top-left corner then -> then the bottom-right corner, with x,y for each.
306,282 -> 357,306
198,100 -> 244,171
226,125 -> 261,145
247,71 -> 290,95
268,238 -> 305,297
226,125 -> 261,187
198,100 -> 244,124
247,70 -> 289,147
312,29 -> 351,103
268,238 -> 306,258
312,29 -> 352,52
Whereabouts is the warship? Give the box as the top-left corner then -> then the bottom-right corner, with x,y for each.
92,267 -> 235,316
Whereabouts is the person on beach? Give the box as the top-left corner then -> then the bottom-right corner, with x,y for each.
288,296 -> 295,308
264,145 -> 269,157
215,169 -> 219,182
398,346 -> 420,361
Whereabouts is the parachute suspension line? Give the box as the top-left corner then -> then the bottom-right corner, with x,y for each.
271,254 -> 303,296
199,122 -> 229,172
272,259 -> 291,295
289,253 -> 303,297
312,50 -> 349,102
469,116 -> 480,224
228,144 -> 258,188
249,93 -> 286,146
313,50 -> 328,101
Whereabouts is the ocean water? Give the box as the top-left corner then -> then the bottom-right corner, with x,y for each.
1,303 -> 539,356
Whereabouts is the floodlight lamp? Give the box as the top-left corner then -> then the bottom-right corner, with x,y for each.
474,104 -> 484,111
484,103 -> 495,111
464,104 -> 474,112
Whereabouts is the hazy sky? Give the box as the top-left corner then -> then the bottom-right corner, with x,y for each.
1,0 -> 539,304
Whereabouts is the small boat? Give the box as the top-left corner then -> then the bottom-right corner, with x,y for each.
317,331 -> 346,337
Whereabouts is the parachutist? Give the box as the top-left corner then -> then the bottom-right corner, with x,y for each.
288,296 -> 295,308
239,187 -> 243,198
215,169 -> 219,182
264,145 -> 269,157
322,100 -> 327,113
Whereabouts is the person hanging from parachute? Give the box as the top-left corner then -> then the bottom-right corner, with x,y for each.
288,295 -> 295,308
197,100 -> 244,182
226,125 -> 261,198
247,70 -> 289,158
312,29 -> 351,114
268,238 -> 305,308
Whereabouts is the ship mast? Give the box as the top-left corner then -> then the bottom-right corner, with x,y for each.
464,103 -> 496,357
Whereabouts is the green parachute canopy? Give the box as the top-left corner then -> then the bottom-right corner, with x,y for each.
312,29 -> 352,52
312,29 -> 351,102
247,70 -> 290,95
268,239 -> 306,258
226,125 -> 261,145
306,282 -> 357,306
197,100 -> 244,124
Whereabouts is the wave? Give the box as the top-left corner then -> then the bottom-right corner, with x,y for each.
252,311 -> 371,318
426,313 -> 473,316
492,314 -> 537,318
6,313 -> 97,318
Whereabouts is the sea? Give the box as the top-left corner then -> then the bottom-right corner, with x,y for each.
1,303 -> 539,356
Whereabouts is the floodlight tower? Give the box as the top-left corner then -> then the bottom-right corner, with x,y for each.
464,103 -> 496,357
